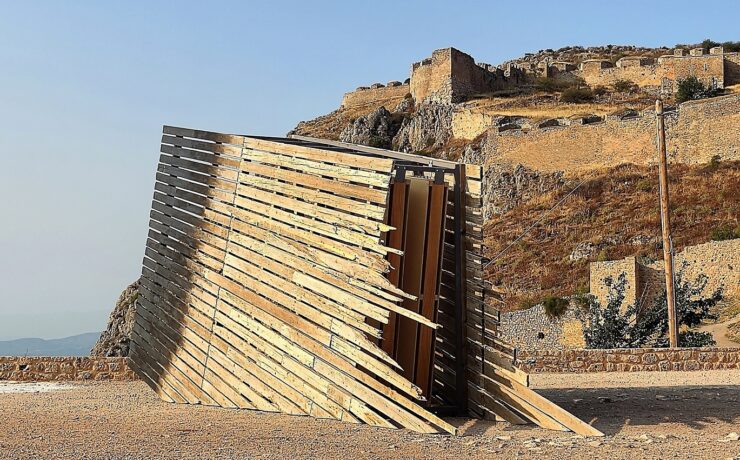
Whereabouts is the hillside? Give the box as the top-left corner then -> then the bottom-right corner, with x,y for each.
485,161 -> 740,308
0,333 -> 100,357
291,43 -> 740,312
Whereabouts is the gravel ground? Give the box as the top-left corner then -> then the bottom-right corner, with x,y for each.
0,370 -> 738,459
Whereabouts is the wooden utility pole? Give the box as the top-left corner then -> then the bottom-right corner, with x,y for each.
655,99 -> 678,348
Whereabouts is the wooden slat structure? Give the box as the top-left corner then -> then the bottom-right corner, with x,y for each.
129,126 -> 603,437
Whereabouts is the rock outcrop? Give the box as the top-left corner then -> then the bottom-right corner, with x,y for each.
392,103 -> 453,153
91,279 -> 140,357
339,106 -> 403,149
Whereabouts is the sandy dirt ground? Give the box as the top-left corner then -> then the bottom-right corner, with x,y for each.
0,371 -> 738,460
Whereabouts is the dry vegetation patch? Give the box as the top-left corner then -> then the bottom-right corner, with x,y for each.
484,161 -> 740,311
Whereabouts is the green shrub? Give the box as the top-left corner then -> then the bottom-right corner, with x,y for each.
517,297 -> 539,311
710,223 -> 740,241
700,39 -> 740,53
635,178 -> 654,192
613,79 -> 637,93
535,77 -> 571,93
593,85 -> 608,97
560,87 -> 594,103
595,248 -> 609,262
704,154 -> 722,172
578,267 -> 721,349
676,76 -> 718,103
543,296 -> 569,319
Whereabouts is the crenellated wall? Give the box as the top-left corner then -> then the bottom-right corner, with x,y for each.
576,51 -> 726,94
340,82 -> 409,109
467,94 -> 740,172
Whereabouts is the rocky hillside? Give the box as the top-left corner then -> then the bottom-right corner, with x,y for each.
91,279 -> 139,357
485,161 -> 740,308
291,43 -> 740,312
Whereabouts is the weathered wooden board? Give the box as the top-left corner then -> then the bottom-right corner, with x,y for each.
130,126 -> 602,437
130,126 -> 454,434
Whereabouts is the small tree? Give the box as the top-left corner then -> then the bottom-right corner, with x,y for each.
578,275 -> 635,348
579,265 -> 722,348
676,76 -> 717,103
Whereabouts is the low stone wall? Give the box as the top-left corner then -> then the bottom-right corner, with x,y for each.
0,356 -> 138,382
516,347 -> 740,373
500,304 -> 585,351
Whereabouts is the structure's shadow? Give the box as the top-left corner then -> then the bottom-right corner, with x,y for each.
537,384 -> 740,435
450,384 -> 740,437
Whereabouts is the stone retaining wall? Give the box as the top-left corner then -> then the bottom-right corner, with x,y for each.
0,356 -> 138,381
516,347 -> 740,373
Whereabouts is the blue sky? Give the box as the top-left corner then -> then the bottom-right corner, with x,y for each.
0,0 -> 737,340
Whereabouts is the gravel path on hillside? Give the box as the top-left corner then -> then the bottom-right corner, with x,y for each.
0,371 -> 738,459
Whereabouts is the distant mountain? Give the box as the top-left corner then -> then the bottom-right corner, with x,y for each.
0,332 -> 100,357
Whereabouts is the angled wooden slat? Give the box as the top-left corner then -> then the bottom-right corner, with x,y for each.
132,125 -> 600,437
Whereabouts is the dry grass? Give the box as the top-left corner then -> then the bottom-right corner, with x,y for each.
484,161 -> 740,311
292,97 -> 404,141
465,91 -> 654,120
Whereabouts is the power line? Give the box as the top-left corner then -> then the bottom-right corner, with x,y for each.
483,178 -> 588,270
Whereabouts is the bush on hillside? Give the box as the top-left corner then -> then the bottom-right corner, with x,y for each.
543,296 -> 569,319
535,77 -> 572,93
700,39 -> 740,53
676,76 -> 718,103
560,87 -> 594,103
613,79 -> 638,93
593,85 -> 608,97
710,223 -> 740,241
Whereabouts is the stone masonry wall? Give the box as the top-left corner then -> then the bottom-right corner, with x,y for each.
576,53 -> 725,94
590,239 -> 740,309
725,52 -> 740,85
340,83 -> 409,109
472,94 -> 740,172
410,48 -> 521,105
516,347 -> 740,373
589,257 -> 639,309
410,48 -> 455,104
0,356 -> 138,382
500,304 -> 585,351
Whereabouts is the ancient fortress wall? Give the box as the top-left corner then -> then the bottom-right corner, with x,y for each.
340,82 -> 409,109
576,51 -> 725,93
500,304 -> 585,352
342,48 -> 526,108
725,52 -> 740,84
410,48 -> 455,104
468,94 -> 740,172
451,109 -> 499,140
590,239 -> 740,309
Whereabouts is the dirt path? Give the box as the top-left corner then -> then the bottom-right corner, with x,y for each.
0,371 -> 738,459
697,318 -> 740,347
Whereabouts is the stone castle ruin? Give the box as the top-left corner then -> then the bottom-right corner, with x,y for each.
342,46 -> 740,109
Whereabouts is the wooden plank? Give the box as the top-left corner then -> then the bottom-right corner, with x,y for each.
244,137 -> 394,173
395,178 -> 430,380
381,180 -> 408,356
488,372 -> 604,436
240,159 -> 388,205
415,182 -> 447,398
